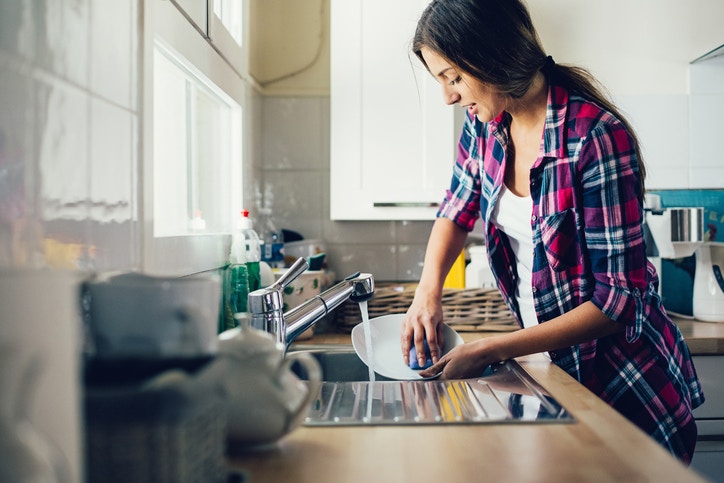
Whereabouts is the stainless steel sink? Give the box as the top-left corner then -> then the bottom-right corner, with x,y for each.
289,344 -> 574,426
289,344 -> 400,382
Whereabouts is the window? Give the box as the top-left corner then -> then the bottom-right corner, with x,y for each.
214,0 -> 244,46
153,40 -> 242,237
210,0 -> 248,75
143,0 -> 248,276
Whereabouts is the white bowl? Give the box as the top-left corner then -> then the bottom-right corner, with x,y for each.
351,314 -> 464,380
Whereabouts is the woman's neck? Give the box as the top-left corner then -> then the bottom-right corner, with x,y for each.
507,72 -> 548,134
502,72 -> 549,197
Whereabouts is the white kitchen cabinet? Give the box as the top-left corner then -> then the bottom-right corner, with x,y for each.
330,0 -> 459,220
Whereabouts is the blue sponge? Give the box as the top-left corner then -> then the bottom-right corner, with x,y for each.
409,340 -> 434,370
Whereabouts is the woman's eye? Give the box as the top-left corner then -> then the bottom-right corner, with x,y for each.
449,76 -> 461,86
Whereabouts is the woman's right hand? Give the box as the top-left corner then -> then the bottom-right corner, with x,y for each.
401,288 -> 446,367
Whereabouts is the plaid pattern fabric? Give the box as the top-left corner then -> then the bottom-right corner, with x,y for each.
437,83 -> 704,463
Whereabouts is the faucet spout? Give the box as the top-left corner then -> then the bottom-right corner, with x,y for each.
247,257 -> 374,351
285,271 -> 374,344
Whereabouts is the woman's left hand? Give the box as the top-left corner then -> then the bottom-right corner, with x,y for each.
418,339 -> 493,380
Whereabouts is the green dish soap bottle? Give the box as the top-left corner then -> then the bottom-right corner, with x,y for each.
238,209 -> 262,292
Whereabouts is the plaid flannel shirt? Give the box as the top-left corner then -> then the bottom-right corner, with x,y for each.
437,81 -> 704,462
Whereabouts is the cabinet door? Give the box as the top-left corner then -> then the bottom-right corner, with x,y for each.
330,0 -> 458,220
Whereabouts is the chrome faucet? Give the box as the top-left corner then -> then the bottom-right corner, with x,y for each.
248,257 -> 374,351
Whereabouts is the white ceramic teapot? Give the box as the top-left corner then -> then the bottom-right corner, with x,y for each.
213,325 -> 321,450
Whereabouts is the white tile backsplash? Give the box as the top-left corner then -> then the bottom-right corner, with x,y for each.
44,0 -> 89,87
264,169 -> 325,240
645,167 -> 692,190
396,243 -> 427,281
262,96 -> 325,170
88,96 -> 138,271
690,167 -> 724,189
690,55 -> 724,94
90,0 -> 134,109
327,243 -> 399,281
89,97 -> 134,222
688,51 -> 724,188
38,77 -> 89,222
618,94 -> 689,173
0,0 -> 139,272
690,94 -> 724,170
396,219 -> 435,244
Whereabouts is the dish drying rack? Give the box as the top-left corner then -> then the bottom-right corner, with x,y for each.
335,283 -> 517,332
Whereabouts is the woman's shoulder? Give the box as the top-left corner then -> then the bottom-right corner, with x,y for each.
565,91 -> 628,138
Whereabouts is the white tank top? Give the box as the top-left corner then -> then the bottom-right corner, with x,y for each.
491,184 -> 538,328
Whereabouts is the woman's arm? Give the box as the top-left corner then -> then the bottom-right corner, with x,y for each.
401,217 -> 469,366
419,300 -> 625,379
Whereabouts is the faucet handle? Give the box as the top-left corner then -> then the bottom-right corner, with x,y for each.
248,257 -> 309,319
272,257 -> 308,290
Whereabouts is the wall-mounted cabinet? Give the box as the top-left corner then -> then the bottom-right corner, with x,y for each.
329,0 -> 459,220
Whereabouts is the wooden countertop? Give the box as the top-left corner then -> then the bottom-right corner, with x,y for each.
308,318 -> 724,355
226,323 -> 716,482
673,318 -> 724,355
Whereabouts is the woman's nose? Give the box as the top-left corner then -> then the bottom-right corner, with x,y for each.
443,86 -> 460,105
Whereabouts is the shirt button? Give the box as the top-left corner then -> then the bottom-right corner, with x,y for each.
633,288 -> 641,297
531,215 -> 537,222
549,351 -> 557,360
532,287 -> 538,293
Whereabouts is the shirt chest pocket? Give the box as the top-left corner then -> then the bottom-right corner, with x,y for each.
539,209 -> 581,272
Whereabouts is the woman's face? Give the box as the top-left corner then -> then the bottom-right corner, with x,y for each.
420,46 -> 505,123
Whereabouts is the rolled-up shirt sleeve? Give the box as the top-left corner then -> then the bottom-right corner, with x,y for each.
437,113 -> 482,232
577,122 -> 649,340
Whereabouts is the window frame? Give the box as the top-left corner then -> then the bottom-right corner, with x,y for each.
141,0 -> 249,276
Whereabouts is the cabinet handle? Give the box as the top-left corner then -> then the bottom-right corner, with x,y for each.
373,202 -> 440,208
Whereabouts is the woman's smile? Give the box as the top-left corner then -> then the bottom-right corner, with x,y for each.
420,46 -> 503,123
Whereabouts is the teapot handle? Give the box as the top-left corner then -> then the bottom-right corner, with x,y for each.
282,352 -> 321,408
175,304 -> 217,355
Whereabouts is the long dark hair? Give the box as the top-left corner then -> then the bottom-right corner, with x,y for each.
412,0 -> 646,197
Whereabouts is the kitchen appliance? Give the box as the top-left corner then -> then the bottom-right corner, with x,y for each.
692,243 -> 724,322
646,202 -> 724,322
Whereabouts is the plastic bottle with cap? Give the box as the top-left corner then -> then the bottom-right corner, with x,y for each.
223,248 -> 249,332
465,245 -> 496,289
258,207 -> 285,269
443,249 -> 466,289
220,210 -> 265,331
235,210 -> 262,293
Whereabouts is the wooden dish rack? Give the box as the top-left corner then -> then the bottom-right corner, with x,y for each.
334,283 -> 518,332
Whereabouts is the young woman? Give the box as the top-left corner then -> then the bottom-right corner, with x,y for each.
400,0 -> 704,464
